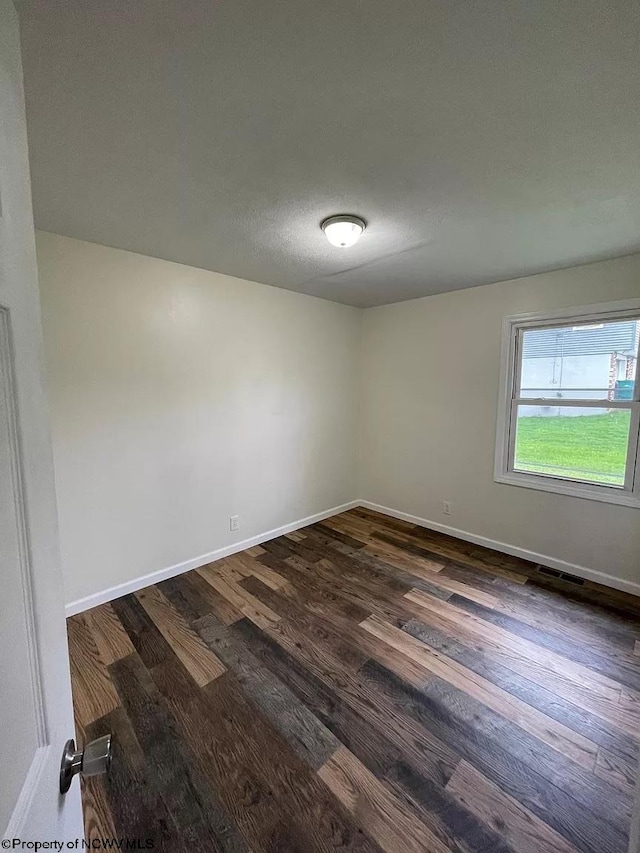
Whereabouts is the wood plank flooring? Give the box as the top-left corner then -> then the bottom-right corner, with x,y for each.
67,507 -> 640,853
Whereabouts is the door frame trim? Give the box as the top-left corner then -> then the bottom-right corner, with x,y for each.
1,305 -> 48,746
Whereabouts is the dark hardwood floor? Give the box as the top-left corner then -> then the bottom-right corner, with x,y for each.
67,507 -> 640,853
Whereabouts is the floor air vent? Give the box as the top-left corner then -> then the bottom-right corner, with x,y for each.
536,565 -> 585,586
537,566 -> 561,578
559,572 -> 585,586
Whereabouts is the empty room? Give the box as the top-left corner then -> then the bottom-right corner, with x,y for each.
2,1 -> 640,851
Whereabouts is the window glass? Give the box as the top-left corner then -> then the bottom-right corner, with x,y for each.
519,319 -> 639,401
513,405 -> 631,486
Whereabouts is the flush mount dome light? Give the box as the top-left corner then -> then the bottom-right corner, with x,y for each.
321,214 -> 366,248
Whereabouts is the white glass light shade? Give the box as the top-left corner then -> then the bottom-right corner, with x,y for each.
321,215 -> 366,248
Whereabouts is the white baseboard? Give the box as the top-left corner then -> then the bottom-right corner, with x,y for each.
358,500 -> 640,598
66,496 -> 640,615
65,500 -> 360,616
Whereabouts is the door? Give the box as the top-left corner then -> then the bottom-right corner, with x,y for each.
1,0 -> 84,842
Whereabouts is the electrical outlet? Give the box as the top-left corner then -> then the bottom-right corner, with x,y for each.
442,501 -> 452,516
229,515 -> 239,532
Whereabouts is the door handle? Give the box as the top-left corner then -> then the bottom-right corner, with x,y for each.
59,734 -> 112,794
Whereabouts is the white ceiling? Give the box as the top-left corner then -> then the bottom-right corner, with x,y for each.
17,0 -> 640,307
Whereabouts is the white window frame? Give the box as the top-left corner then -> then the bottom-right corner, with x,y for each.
494,299 -> 640,508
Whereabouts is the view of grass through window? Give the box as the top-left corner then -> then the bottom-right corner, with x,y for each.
514,409 -> 632,486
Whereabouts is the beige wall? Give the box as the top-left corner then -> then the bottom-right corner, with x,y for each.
37,232 -> 361,608
360,254 -> 640,592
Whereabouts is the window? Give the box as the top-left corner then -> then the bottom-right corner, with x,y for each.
495,301 -> 640,507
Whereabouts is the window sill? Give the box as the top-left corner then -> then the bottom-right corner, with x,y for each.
494,471 -> 640,508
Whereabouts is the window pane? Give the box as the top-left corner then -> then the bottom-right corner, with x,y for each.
513,406 -> 632,486
519,319 -> 639,401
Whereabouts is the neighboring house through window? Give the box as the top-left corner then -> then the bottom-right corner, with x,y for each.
495,300 -> 640,507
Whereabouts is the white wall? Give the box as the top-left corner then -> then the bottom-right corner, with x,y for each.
36,232 -> 361,608
360,254 -> 640,591
37,233 -> 640,604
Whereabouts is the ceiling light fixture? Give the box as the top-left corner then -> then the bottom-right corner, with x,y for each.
321,214 -> 366,248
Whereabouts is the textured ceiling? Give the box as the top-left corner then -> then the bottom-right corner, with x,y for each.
17,0 -> 640,307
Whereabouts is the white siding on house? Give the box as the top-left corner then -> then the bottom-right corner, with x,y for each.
521,353 -> 611,416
